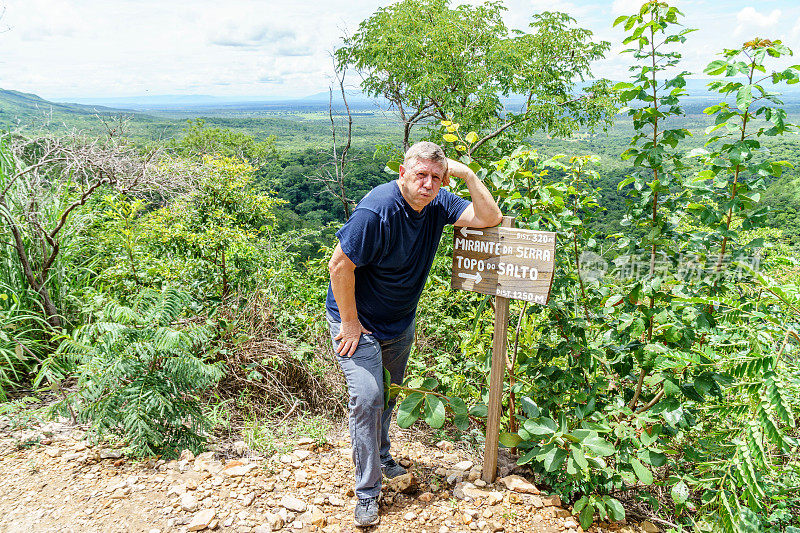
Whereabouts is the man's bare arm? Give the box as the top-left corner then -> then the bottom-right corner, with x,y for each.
447,159 -> 502,228
328,244 -> 371,357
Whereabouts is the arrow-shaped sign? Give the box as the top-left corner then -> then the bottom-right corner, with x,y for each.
459,227 -> 484,238
458,271 -> 483,284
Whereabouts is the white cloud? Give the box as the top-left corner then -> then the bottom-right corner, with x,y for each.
1,0 -> 799,99
734,7 -> 781,37
611,0 -> 648,16
209,24 -> 296,48
526,0 -> 595,19
791,16 -> 800,40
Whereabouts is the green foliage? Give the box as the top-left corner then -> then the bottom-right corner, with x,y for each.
689,38 -> 798,294
2,4 -> 799,528
37,287 -> 224,457
0,287 -> 49,400
256,147 -> 389,227
337,0 -> 616,155
142,155 -> 279,298
168,119 -> 277,167
396,4 -> 800,530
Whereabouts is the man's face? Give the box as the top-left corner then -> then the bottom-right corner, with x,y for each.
397,158 -> 448,212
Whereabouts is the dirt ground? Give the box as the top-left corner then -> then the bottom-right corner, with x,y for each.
0,408 -> 656,533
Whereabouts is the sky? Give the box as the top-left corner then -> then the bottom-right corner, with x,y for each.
0,0 -> 799,100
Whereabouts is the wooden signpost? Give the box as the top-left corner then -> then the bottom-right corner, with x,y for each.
451,217 -> 556,483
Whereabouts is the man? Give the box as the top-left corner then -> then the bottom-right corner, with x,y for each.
326,141 -> 501,527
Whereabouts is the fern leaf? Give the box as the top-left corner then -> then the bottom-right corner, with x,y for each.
766,374 -> 795,428
719,489 -> 738,533
745,421 -> 768,466
756,401 -> 792,451
737,441 -> 766,501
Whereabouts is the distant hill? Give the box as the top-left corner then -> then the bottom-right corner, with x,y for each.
57,91 -> 388,113
0,88 -> 137,130
0,88 -> 398,149
0,88 -> 126,115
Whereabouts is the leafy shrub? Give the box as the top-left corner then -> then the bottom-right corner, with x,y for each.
394,3 -> 800,529
141,155 -> 280,299
37,287 -> 224,457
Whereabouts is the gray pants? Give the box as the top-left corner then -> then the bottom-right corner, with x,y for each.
327,314 -> 414,499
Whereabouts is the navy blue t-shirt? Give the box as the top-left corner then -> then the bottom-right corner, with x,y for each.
326,181 -> 470,340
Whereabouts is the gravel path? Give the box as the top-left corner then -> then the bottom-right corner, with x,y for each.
0,412 -> 650,533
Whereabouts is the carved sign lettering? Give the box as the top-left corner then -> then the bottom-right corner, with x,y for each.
451,226 -> 557,304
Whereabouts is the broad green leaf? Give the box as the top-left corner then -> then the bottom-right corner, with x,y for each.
631,457 -> 653,485
423,395 -> 446,429
612,15 -> 628,27
579,503 -> 595,529
572,429 -> 598,442
566,456 -> 578,475
386,160 -> 400,172
736,84 -> 753,111
524,418 -> 557,436
421,377 -> 439,390
571,446 -> 588,471
542,447 -> 568,472
469,403 -> 488,417
606,497 -> 625,521
499,432 -> 522,448
583,436 -> 615,457
640,428 -> 659,446
517,448 -> 538,465
520,397 -> 540,418
671,480 -> 689,505
573,496 -> 589,516
704,59 -> 727,75
396,392 -> 424,428
638,449 -> 667,467
448,396 -> 468,415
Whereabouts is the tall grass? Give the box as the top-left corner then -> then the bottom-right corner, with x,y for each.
0,282 -> 49,400
0,136 -> 94,395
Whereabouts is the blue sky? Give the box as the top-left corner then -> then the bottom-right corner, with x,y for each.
0,0 -> 798,100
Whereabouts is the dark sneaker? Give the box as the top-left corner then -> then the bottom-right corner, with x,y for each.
354,496 -> 380,527
381,458 -> 407,479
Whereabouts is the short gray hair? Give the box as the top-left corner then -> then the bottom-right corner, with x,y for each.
404,141 -> 448,171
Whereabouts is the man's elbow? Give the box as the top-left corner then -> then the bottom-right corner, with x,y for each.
328,257 -> 354,279
478,210 -> 503,228
328,258 -> 342,277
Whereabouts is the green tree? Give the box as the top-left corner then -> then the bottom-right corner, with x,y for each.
143,156 -> 279,298
169,119 -> 277,168
336,0 -> 616,156
391,3 -> 800,529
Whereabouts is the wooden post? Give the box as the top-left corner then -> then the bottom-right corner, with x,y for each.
482,215 -> 515,483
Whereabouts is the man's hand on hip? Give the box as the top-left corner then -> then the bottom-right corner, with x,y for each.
335,319 -> 373,357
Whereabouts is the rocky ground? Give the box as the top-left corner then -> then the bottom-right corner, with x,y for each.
0,412 -> 658,533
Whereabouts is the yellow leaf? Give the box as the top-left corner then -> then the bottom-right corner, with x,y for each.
443,133 -> 459,143
465,131 -> 478,143
440,120 -> 452,126
446,125 -> 457,132
456,145 -> 467,152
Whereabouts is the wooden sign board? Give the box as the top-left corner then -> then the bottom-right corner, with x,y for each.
451,226 -> 556,304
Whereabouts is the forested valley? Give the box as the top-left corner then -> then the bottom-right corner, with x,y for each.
2,1 -> 800,531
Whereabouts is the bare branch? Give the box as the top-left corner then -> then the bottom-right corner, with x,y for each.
0,120 -> 196,327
